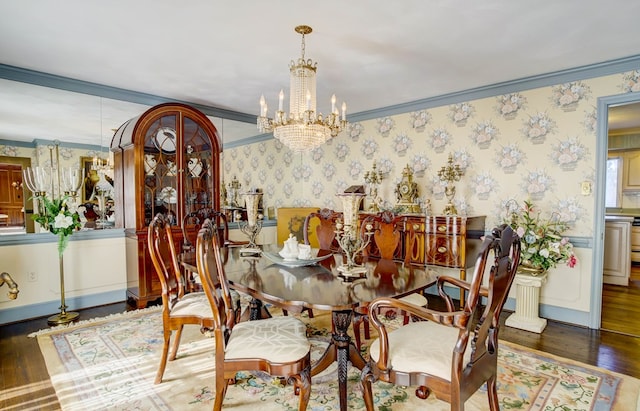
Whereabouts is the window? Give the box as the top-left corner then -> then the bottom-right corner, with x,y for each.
605,156 -> 622,208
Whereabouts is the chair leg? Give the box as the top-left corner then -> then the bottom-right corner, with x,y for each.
154,329 -> 171,384
487,375 -> 500,411
360,365 -> 376,411
291,365 -> 311,411
214,371 -> 230,411
168,326 -> 183,361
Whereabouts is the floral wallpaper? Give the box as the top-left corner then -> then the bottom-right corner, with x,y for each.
222,70 -> 640,240
3,70 -> 640,242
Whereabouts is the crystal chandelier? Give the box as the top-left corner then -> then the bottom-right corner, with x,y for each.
257,25 -> 348,153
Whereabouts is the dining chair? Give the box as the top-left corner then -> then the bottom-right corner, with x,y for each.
147,213 -> 215,384
303,208 -> 343,253
182,207 -> 248,252
360,224 -> 521,411
196,218 -> 312,411
181,208 -> 245,314
353,210 -> 428,350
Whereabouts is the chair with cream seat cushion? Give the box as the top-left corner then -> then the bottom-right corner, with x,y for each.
353,210 -> 429,350
147,213 -> 215,385
196,218 -> 312,411
360,224 -> 521,411
181,208 -> 244,317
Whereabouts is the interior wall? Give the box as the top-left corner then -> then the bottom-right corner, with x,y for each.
223,69 -> 640,324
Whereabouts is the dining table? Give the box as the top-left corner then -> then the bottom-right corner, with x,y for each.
181,245 -> 439,411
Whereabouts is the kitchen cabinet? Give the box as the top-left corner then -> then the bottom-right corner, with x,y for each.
603,218 -> 631,285
111,103 -> 221,308
622,150 -> 640,192
631,226 -> 640,263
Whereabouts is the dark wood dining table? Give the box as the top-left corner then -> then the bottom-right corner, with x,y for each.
181,245 -> 439,411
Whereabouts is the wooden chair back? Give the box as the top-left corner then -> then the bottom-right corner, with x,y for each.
148,213 -> 185,306
195,218 -> 236,332
303,208 -> 343,251
182,208 -> 240,252
361,210 -> 406,260
361,224 -> 521,411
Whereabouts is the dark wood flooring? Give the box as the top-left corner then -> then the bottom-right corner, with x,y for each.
2,294 -> 640,410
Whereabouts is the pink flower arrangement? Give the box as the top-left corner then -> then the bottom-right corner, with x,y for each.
506,200 -> 577,271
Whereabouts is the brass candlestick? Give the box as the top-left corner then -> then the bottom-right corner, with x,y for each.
363,161 -> 383,212
437,153 -> 463,215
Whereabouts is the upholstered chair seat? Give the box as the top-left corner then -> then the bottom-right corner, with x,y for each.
368,321 -> 472,382
225,316 -> 310,362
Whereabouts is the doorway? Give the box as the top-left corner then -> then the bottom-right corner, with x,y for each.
595,94 -> 640,337
0,156 -> 33,234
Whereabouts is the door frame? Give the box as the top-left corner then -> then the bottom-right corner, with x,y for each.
591,92 -> 640,329
0,156 -> 33,232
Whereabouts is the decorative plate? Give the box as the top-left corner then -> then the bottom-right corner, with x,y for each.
262,251 -> 332,267
153,127 -> 177,154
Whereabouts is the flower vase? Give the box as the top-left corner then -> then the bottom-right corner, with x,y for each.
335,193 -> 370,276
517,263 -> 546,277
239,192 -> 262,254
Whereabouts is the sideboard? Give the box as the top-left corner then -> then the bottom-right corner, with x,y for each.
360,213 -> 486,303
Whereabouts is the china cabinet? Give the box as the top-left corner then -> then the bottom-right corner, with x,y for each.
111,103 -> 221,307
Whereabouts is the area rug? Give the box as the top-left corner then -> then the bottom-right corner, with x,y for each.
32,307 -> 640,410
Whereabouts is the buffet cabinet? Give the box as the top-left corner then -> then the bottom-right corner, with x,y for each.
358,213 -> 486,272
111,103 -> 221,308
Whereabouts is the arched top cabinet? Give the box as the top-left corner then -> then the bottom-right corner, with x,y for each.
110,102 -> 221,307
111,102 -> 221,230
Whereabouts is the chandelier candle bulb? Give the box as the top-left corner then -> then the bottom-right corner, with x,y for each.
278,90 -> 284,111
331,94 -> 336,112
342,102 -> 346,121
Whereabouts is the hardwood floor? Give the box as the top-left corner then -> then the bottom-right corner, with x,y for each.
2,299 -> 640,410
601,263 -> 640,336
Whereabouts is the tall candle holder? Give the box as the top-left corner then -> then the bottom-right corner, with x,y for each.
335,193 -> 372,276
239,191 -> 263,255
437,153 -> 464,215
363,161 -> 383,212
23,141 -> 84,325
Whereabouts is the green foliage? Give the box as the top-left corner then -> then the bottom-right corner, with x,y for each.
505,200 -> 577,271
31,195 -> 82,255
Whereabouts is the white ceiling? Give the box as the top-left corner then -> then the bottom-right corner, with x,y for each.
1,0 -> 640,146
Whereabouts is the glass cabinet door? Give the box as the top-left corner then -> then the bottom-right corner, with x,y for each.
183,117 -> 214,215
143,114 -> 178,226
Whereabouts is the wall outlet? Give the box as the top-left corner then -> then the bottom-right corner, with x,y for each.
28,271 -> 37,282
581,181 -> 592,196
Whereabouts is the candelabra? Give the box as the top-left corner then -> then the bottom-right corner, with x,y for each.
335,193 -> 372,276
239,191 -> 263,255
363,161 -> 383,212
437,153 -> 464,215
23,141 -> 83,325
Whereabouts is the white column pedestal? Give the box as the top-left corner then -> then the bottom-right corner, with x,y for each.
505,271 -> 548,333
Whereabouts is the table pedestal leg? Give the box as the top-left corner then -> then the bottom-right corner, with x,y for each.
245,297 -> 272,321
311,309 -> 366,411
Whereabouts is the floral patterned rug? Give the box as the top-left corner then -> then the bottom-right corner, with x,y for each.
34,307 -> 640,410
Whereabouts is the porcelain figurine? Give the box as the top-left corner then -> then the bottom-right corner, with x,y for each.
297,243 -> 312,260
279,233 -> 300,260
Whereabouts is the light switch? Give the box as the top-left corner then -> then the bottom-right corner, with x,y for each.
581,181 -> 591,195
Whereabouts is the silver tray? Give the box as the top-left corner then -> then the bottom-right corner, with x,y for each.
262,250 -> 332,267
